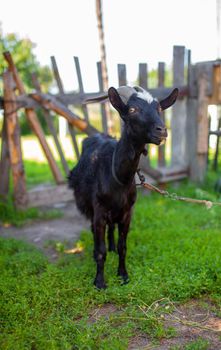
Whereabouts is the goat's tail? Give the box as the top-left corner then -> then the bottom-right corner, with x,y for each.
67,168 -> 76,189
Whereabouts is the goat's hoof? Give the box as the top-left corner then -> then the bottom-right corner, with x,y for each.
118,272 -> 129,285
94,279 -> 107,290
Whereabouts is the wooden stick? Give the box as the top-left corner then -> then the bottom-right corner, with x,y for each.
31,73 -> 70,176
3,71 -> 28,209
3,51 -> 64,185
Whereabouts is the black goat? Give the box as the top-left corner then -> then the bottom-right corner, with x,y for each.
68,86 -> 178,289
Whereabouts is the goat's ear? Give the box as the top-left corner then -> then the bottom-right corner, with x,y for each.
159,88 -> 179,111
108,87 -> 127,115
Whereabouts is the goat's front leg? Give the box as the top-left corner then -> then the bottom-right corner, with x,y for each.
117,212 -> 131,284
93,215 -> 107,289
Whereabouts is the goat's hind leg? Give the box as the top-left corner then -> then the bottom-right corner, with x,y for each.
108,224 -> 116,252
117,212 -> 131,284
93,215 -> 107,289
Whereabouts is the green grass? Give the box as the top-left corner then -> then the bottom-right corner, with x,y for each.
1,180 -> 221,349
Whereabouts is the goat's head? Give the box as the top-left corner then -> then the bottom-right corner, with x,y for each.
108,86 -> 178,145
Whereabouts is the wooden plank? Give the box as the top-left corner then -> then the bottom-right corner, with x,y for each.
50,56 -> 65,93
30,92 -> 98,136
171,46 -> 187,167
118,64 -> 127,132
27,183 -> 73,208
138,63 -> 150,167
3,51 -> 64,185
138,63 -> 148,89
74,56 -> 89,122
197,73 -> 209,155
3,71 -> 28,209
31,73 -> 70,176
118,64 -> 127,87
51,56 -> 80,159
97,61 -> 108,133
158,62 -> 166,167
186,71 -> 209,182
14,86 -> 189,111
208,64 -> 221,104
0,114 -> 10,201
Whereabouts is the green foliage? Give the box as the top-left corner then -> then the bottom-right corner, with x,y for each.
0,26 -> 53,92
0,198 -> 62,227
1,180 -> 221,348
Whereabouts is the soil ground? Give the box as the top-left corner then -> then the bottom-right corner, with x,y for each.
0,200 -> 90,260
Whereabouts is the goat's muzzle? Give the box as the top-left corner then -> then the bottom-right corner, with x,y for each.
151,126 -> 168,145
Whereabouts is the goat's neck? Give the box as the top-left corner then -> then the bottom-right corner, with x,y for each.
114,130 -> 145,185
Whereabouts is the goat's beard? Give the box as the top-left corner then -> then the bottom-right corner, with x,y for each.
159,138 -> 166,146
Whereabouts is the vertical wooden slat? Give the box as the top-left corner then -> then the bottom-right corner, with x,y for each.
158,62 -> 166,167
138,63 -> 150,166
97,61 -> 108,134
172,46 -> 187,167
0,114 -> 10,200
118,64 -> 127,87
51,56 -> 80,160
138,63 -> 148,90
186,71 -> 209,182
117,64 -> 127,133
31,73 -> 70,176
3,51 -> 64,185
74,56 -> 89,123
3,71 -> 28,208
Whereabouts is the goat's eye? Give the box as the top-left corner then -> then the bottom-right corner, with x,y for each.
129,107 -> 136,114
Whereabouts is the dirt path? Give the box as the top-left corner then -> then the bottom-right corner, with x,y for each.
0,200 -> 90,259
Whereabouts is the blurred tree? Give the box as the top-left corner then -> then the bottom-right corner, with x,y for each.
0,25 -> 53,92
0,25 -> 55,135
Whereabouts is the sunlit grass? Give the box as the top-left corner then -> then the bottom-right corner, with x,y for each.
1,179 -> 221,348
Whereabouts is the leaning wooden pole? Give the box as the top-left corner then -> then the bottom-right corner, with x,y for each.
96,0 -> 113,133
3,51 -> 64,184
31,73 -> 70,176
3,70 -> 28,209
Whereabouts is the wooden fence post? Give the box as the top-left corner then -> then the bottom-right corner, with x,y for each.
3,71 -> 28,208
97,61 -> 108,134
3,51 -> 64,185
172,46 -> 187,167
187,70 -> 209,182
0,114 -> 10,201
117,64 -> 127,133
158,62 -> 166,167
138,63 -> 150,167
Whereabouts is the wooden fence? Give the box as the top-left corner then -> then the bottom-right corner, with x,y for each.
1,45 -> 221,209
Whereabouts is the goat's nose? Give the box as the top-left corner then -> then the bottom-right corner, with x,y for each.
155,125 -> 167,134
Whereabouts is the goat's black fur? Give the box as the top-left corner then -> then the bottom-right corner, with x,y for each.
69,86 -> 178,289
